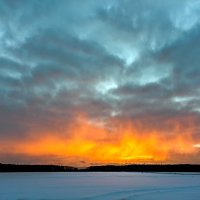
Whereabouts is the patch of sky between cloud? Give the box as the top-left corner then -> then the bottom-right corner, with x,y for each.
170,0 -> 200,31
44,81 -> 78,99
193,107 -> 200,113
95,79 -> 118,95
0,23 -> 5,44
110,110 -> 121,117
0,68 -> 22,80
172,96 -> 196,103
102,38 -> 140,67
133,63 -> 172,86
172,96 -> 199,109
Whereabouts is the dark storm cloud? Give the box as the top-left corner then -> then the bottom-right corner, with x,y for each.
0,0 -> 200,141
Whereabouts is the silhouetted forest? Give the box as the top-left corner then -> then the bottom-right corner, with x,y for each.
1,163 -> 200,172
0,163 -> 77,172
83,164 -> 200,172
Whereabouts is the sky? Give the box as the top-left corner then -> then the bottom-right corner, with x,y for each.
0,0 -> 200,166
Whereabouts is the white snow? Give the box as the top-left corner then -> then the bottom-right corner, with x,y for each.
0,172 -> 200,199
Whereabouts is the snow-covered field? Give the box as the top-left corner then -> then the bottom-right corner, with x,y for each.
0,172 -> 200,199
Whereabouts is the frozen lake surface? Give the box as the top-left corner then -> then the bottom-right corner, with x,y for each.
0,172 -> 200,199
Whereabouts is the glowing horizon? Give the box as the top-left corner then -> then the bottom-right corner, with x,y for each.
0,114 -> 199,166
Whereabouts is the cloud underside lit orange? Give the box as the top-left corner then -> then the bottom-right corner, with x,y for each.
0,115 -> 199,166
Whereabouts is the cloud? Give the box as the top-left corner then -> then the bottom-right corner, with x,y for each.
0,0 -> 200,164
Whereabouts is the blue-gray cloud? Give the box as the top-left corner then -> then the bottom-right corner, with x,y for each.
0,0 -> 200,142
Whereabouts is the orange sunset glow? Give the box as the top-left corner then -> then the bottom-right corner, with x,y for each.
1,115 -> 199,166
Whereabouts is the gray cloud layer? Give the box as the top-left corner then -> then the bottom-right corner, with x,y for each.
0,0 -> 200,140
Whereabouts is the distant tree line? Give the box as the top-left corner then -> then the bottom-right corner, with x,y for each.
83,164 -> 200,172
0,163 -> 77,172
0,163 -> 200,172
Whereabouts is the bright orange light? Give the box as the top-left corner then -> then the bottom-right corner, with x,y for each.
0,114 -> 199,166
